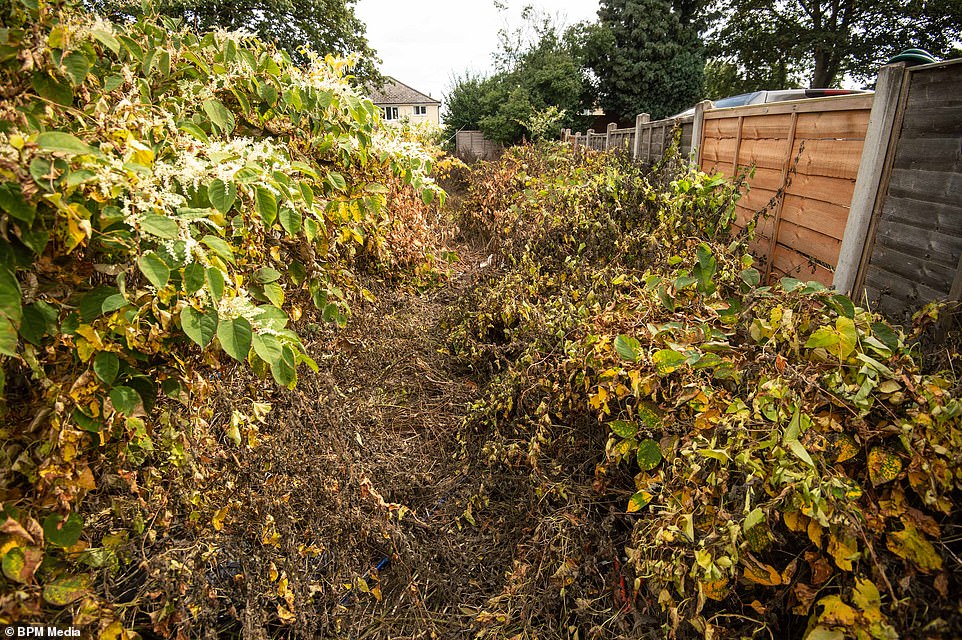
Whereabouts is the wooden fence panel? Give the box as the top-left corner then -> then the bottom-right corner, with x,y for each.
699,94 -> 873,286
855,59 -> 962,318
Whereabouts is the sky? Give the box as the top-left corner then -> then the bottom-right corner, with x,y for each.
354,0 -> 600,105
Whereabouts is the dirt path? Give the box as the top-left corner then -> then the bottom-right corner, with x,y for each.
205,234 -> 517,638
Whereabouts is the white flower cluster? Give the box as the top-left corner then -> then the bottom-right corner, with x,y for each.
216,290 -> 281,335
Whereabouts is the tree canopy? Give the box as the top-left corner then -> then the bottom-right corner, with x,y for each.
710,0 -> 962,88
583,0 -> 705,122
85,0 -> 382,83
442,10 -> 592,146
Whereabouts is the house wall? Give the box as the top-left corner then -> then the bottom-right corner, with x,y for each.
378,104 -> 441,126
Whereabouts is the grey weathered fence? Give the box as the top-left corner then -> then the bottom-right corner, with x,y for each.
563,113 -> 696,164
456,130 -> 502,161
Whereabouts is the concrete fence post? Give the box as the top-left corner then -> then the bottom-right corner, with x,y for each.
606,122 -> 617,151
833,63 -> 907,295
633,114 -> 650,161
690,100 -> 713,166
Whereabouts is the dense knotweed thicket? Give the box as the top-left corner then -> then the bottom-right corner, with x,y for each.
450,143 -> 962,639
0,1 -> 446,634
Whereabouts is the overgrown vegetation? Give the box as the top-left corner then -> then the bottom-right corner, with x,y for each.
449,142 -> 962,638
0,2 -> 446,633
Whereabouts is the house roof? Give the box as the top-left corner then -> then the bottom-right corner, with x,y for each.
368,77 -> 440,106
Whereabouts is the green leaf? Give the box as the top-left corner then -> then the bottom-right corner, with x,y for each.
109,386 -> 141,415
62,51 -> 91,86
101,294 -> 127,314
181,306 -> 218,348
787,439 -> 815,467
141,214 -> 179,239
830,294 -> 856,319
2,547 -> 32,584
31,72 -> 73,106
872,322 -> 900,352
138,252 -> 170,289
202,98 -> 235,134
0,319 -> 17,357
254,267 -> 282,284
78,287 -> 117,322
42,513 -> 83,548
652,349 -> 686,375
279,207 -> 302,235
183,263 -> 205,293
252,332 -> 283,364
779,277 -> 803,292
208,179 -> 237,214
35,131 -> 99,156
0,182 -> 35,224
93,351 -> 119,385
178,121 -> 209,143
206,267 -> 226,301
90,27 -> 120,54
217,316 -> 252,361
42,574 -> 90,606
636,439 -> 662,470
19,302 -> 57,345
740,267 -> 760,287
805,327 -> 838,350
262,282 -> 284,307
327,171 -> 347,192
421,188 -> 435,205
614,335 -> 640,362
610,420 -> 637,439
0,266 -> 23,327
255,186 -> 277,225
270,344 -> 297,387
201,235 -> 235,264
743,507 -> 765,531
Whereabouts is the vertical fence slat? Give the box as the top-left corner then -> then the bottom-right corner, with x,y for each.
763,112 -> 799,282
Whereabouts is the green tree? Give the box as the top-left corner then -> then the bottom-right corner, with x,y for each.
85,0 -> 382,83
711,0 -> 962,88
443,8 -> 593,146
584,0 -> 705,121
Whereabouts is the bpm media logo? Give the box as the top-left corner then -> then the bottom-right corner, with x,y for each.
4,627 -> 81,637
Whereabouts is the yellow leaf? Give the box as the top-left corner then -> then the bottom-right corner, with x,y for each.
277,604 -> 296,623
827,532 -> 857,571
741,560 -> 781,586
700,578 -> 729,601
833,433 -> 859,463
784,511 -> 807,533
808,519 -> 823,549
212,506 -> 228,531
43,573 -> 91,606
627,491 -> 652,513
589,387 -> 608,411
99,621 -> 135,640
868,446 -> 902,486
886,524 -> 943,573
814,595 -> 857,626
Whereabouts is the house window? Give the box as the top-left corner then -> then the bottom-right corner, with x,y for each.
414,106 -> 427,116
383,107 -> 398,120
